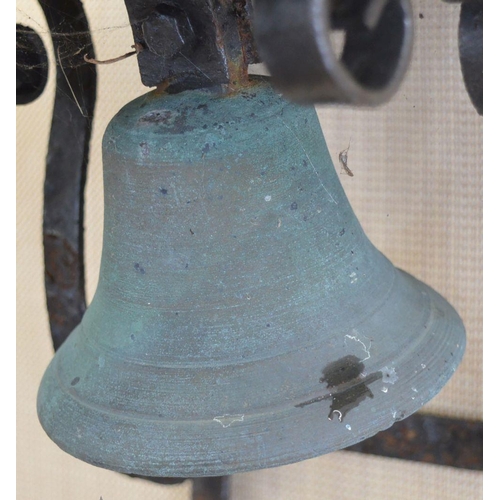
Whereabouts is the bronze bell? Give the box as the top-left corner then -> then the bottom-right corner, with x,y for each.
37,77 -> 465,477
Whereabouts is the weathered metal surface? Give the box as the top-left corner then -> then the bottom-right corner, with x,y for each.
346,413 -> 482,470
122,0 -> 258,91
252,0 -> 413,105
37,76 -> 465,477
37,0 -> 96,351
16,24 -> 48,105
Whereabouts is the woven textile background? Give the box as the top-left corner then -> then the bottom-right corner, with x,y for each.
17,0 -> 482,499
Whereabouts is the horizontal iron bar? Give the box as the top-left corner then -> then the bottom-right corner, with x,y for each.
345,413 -> 482,470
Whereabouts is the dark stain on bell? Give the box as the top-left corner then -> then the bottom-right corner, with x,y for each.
321,355 -> 363,386
296,355 -> 383,421
138,110 -> 171,124
134,263 -> 145,274
196,103 -> 208,114
159,187 -> 168,195
137,109 -> 195,134
70,377 -> 80,386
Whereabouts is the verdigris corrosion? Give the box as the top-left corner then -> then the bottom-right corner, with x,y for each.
37,77 -> 465,477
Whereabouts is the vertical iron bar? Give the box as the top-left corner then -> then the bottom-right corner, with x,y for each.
38,0 -> 96,350
192,477 -> 231,500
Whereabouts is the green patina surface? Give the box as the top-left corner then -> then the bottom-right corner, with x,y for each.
37,77 -> 465,477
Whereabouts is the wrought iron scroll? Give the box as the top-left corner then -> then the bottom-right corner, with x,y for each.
16,24 -> 49,105
38,0 -> 96,351
458,0 -> 482,115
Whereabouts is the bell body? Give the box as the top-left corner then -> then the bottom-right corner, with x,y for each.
38,77 -> 465,476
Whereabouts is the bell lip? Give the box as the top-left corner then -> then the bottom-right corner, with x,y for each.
37,269 -> 465,478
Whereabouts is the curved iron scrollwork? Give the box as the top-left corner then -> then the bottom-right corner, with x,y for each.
458,0 -> 482,115
37,0 -> 96,351
16,24 -> 49,105
252,0 -> 414,105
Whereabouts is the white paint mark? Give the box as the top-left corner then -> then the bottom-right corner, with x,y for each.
213,414 -> 245,428
346,424 -> 352,431
277,218 -> 282,228
345,330 -> 371,361
381,366 -> 398,384
421,363 -> 427,369
329,409 -> 343,422
278,117 -> 337,204
392,410 -> 397,419
265,195 -> 272,202
171,183 -> 180,205
349,271 -> 358,284
412,387 -> 418,393
381,386 -> 388,393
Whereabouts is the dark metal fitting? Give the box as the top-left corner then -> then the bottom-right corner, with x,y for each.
253,0 -> 414,106
125,0 -> 257,90
141,4 -> 195,58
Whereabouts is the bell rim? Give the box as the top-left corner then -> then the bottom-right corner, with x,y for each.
37,269 -> 465,477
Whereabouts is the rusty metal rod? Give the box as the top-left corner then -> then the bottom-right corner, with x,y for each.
346,413 -> 482,470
